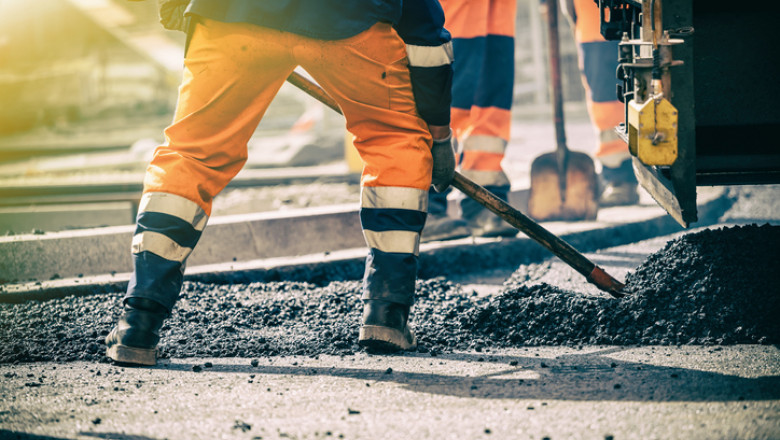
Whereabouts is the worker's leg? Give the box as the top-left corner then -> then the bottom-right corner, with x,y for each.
107,18 -> 296,365
298,23 -> 432,351
443,0 -> 518,237
570,0 -> 638,205
420,0 -> 487,242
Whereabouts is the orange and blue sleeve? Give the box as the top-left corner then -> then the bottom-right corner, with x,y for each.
394,0 -> 454,126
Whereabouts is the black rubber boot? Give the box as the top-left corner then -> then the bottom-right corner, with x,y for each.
461,185 -> 518,238
358,300 -> 417,353
599,159 -> 640,206
105,297 -> 169,366
421,188 -> 471,243
465,208 -> 518,238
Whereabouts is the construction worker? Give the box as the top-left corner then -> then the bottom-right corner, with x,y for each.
421,0 -> 520,242
562,0 -> 639,205
106,0 -> 455,365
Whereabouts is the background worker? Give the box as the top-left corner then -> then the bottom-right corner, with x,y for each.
422,0 -> 520,242
562,0 -> 639,205
106,0 -> 456,365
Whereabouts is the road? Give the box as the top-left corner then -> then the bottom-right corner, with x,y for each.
2,225 -> 780,440
2,346 -> 778,440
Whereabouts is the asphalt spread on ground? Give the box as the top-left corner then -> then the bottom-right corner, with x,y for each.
0,223 -> 778,364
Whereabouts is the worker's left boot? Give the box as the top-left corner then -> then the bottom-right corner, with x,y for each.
461,186 -> 518,238
421,213 -> 471,243
599,159 -> 639,207
466,209 -> 518,238
359,300 -> 417,352
421,188 -> 470,243
105,297 -> 169,366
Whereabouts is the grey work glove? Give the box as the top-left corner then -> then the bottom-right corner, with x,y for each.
157,0 -> 189,32
430,132 -> 456,193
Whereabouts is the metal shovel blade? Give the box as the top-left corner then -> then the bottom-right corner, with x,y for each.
527,150 -> 599,221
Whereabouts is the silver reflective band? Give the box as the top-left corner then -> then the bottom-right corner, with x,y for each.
361,186 -> 428,212
363,230 -> 420,256
138,192 -> 208,231
405,41 -> 453,67
462,135 -> 507,154
461,169 -> 511,187
131,231 -> 193,263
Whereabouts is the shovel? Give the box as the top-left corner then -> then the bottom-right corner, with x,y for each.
285,71 -> 626,298
527,0 -> 598,221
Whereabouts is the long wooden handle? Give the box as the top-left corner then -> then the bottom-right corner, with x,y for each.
287,71 -> 342,114
285,71 -> 626,297
542,0 -> 570,200
451,173 -> 625,297
544,0 -> 567,153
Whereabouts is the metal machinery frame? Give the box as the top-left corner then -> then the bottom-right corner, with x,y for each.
597,0 -> 780,226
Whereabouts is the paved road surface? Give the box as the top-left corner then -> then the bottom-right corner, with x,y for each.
2,230 -> 779,440
1,345 -> 778,440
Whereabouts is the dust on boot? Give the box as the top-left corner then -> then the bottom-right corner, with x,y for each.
105,297 -> 169,366
359,299 -> 417,352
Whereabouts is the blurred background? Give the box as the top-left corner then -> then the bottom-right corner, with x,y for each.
0,0 -> 590,236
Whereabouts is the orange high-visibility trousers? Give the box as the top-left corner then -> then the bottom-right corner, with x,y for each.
569,0 -> 630,167
439,0 -> 516,189
144,18 -> 433,215
129,18 -> 433,309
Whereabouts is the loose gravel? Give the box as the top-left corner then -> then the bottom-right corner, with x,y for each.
0,224 -> 780,363
0,224 -> 777,364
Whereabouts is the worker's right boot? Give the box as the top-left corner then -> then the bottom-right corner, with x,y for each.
359,300 -> 417,352
105,297 -> 169,366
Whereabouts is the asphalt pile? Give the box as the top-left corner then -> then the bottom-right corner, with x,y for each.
0,224 -> 777,364
465,224 -> 780,348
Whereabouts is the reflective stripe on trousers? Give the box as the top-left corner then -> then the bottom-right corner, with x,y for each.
126,192 -> 208,311
360,186 -> 428,306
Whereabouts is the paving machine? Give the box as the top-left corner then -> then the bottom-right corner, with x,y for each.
596,0 -> 780,226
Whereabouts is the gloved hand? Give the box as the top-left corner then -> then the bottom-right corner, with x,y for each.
430,131 -> 456,193
157,0 -> 190,32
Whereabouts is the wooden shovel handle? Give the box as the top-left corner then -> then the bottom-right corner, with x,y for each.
285,71 -> 626,297
452,173 -> 625,297
287,71 -> 342,114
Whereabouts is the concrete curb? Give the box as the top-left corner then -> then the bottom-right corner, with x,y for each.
0,188 -> 731,303
0,204 -> 363,284
0,162 -> 359,208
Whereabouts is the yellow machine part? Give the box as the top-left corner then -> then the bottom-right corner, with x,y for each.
627,97 -> 679,166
